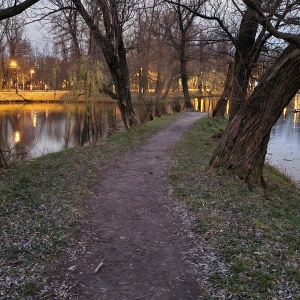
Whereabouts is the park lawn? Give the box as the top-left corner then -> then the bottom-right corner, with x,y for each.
1,113 -> 299,299
0,91 -> 70,101
0,113 -> 181,299
170,117 -> 300,299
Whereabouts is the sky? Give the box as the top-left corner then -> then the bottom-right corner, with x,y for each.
22,1 -> 53,51
25,20 -> 48,42
24,21 -> 53,52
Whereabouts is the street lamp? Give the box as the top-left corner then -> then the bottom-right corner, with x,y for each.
30,69 -> 35,91
10,60 -> 19,94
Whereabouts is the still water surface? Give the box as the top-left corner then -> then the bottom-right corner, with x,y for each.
267,95 -> 300,184
0,98 -> 217,162
1,96 -> 300,183
0,102 -> 121,161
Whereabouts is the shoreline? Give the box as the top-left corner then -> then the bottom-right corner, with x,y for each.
0,91 -> 116,103
0,90 -> 70,102
0,90 -> 220,103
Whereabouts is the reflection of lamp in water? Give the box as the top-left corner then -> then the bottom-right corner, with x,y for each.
14,131 -> 21,143
283,107 -> 287,118
295,95 -> 300,111
200,98 -> 204,112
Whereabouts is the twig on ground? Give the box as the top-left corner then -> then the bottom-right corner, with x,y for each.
93,250 -> 110,274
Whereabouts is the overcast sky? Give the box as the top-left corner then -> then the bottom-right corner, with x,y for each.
24,20 -> 52,51
21,1 -> 53,51
25,22 -> 41,39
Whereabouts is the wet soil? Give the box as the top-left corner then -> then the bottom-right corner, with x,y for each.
57,112 -> 217,300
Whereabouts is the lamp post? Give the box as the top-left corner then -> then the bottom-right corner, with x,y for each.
10,60 -> 19,94
30,69 -> 35,91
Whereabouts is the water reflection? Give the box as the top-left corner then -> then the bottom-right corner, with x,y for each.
0,103 -> 122,163
0,97 -> 218,164
3,95 -> 300,184
267,95 -> 300,184
192,97 -> 220,115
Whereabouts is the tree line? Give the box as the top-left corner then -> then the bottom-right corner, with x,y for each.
1,0 -> 300,186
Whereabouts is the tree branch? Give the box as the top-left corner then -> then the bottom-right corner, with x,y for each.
243,0 -> 300,48
0,0 -> 40,20
164,0 -> 237,46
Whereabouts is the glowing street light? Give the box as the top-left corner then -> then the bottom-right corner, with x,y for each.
30,69 -> 35,91
10,60 -> 17,68
9,60 -> 19,94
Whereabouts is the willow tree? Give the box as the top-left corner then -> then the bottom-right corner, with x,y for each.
71,0 -> 140,128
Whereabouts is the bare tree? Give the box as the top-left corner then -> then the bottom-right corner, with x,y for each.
133,1 -> 158,96
138,3 -> 180,99
209,0 -> 300,185
51,0 -> 87,61
212,59 -> 233,117
71,0 -> 140,128
0,19 -> 7,90
164,1 -> 272,118
210,43 -> 300,186
164,0 -> 204,109
0,13 -> 35,91
5,17 -> 25,59
161,0 -> 300,185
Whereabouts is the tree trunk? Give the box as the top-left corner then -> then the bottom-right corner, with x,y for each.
0,54 -> 4,91
162,67 -> 179,101
155,72 -> 164,95
109,43 -> 139,128
141,63 -> 149,95
229,7 -> 259,120
180,40 -> 193,109
72,0 -> 139,129
213,61 -> 234,117
210,44 -> 300,185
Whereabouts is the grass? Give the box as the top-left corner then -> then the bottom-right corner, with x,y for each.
170,117 -> 300,299
2,113 -> 300,299
0,113 -> 181,299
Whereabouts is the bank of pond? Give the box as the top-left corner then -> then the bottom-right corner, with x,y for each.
1,95 -> 300,183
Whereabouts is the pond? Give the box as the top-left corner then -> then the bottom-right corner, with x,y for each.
0,102 -> 121,164
0,97 -> 218,165
266,95 -> 300,184
1,96 -> 300,185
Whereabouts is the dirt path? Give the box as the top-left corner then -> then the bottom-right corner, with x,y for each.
61,112 -> 214,299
